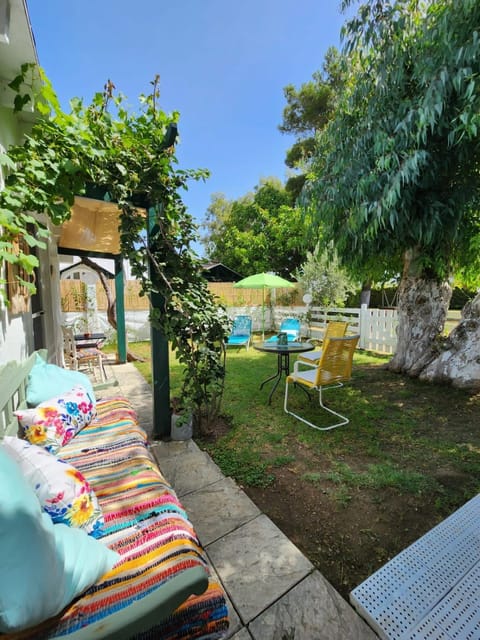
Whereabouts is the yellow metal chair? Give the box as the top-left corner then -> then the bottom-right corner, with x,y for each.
297,320 -> 349,368
284,334 -> 359,431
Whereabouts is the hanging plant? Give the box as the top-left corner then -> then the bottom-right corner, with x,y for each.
0,64 -> 230,433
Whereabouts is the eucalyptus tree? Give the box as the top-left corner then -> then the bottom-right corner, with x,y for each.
279,47 -> 344,200
0,67 -> 230,431
306,0 -> 480,388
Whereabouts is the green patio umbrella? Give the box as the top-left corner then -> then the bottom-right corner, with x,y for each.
233,272 -> 295,340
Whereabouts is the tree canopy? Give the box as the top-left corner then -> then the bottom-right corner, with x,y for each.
308,0 -> 480,283
279,47 -> 344,200
202,177 -> 313,278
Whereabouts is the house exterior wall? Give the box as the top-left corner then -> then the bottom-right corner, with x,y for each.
0,107 -> 34,363
0,1 -> 62,366
60,264 -> 103,284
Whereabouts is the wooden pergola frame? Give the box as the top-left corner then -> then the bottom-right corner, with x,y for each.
58,192 -> 171,439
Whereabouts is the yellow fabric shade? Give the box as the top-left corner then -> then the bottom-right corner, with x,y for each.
58,196 -> 146,256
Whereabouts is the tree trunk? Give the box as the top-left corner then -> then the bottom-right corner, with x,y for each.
80,257 -> 145,363
419,291 -> 480,390
360,280 -> 371,307
388,248 -> 452,376
388,275 -> 452,375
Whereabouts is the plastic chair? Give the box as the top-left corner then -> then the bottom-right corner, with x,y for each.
62,326 -> 107,382
296,320 -> 349,367
225,315 -> 252,350
266,317 -> 301,343
284,334 -> 359,431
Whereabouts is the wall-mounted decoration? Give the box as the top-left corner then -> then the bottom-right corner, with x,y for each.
6,237 -> 32,314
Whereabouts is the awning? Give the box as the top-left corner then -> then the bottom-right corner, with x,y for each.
58,196 -> 146,257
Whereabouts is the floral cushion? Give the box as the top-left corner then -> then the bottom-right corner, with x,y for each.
15,385 -> 96,454
2,436 -> 103,538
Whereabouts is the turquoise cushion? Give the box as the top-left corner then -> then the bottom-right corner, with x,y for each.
26,353 -> 96,406
0,449 -> 119,632
232,316 -> 251,336
226,335 -> 249,344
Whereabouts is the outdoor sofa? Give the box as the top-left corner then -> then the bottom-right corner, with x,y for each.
0,350 -> 229,639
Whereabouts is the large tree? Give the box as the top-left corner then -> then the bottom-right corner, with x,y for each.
202,177 -> 312,278
279,47 -> 344,200
306,0 -> 480,388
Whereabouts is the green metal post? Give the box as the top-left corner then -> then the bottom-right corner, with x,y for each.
147,206 -> 171,439
114,257 -> 127,363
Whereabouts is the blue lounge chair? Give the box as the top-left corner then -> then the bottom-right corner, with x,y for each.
225,315 -> 252,350
266,317 -> 301,343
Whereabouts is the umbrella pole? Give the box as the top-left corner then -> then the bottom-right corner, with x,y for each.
262,287 -> 265,341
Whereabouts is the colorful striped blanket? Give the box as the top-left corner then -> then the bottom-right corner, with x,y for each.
7,397 -> 229,640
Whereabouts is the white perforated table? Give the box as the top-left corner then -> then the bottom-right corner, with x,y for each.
350,494 -> 480,639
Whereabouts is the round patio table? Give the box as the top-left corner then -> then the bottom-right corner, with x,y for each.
253,341 -> 315,404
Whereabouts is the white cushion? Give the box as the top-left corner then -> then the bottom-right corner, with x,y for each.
2,436 -> 104,538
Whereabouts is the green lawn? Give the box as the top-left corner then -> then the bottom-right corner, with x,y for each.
117,337 -> 480,598
122,337 -> 479,504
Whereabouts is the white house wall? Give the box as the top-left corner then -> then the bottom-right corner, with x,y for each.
38,216 -> 63,364
0,0 -> 62,366
0,109 -> 32,363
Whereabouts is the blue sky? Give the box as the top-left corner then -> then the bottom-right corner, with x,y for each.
28,1 -> 349,256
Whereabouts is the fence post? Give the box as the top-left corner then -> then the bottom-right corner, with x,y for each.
359,303 -> 369,349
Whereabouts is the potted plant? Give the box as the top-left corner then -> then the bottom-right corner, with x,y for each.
170,397 -> 193,441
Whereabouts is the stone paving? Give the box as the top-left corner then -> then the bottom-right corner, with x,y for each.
103,361 -> 377,640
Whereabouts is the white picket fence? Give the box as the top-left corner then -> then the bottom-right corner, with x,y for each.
273,305 -> 399,354
66,303 -> 399,355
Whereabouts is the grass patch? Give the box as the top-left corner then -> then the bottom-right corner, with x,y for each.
122,339 -> 479,503
325,461 -> 441,495
209,444 -> 275,488
271,454 -> 296,468
119,337 -> 480,598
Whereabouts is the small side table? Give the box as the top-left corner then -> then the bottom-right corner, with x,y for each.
74,333 -> 106,349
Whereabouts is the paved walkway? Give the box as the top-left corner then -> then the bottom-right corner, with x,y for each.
100,361 -> 377,640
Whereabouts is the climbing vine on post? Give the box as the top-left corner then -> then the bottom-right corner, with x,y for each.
0,65 -> 230,433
